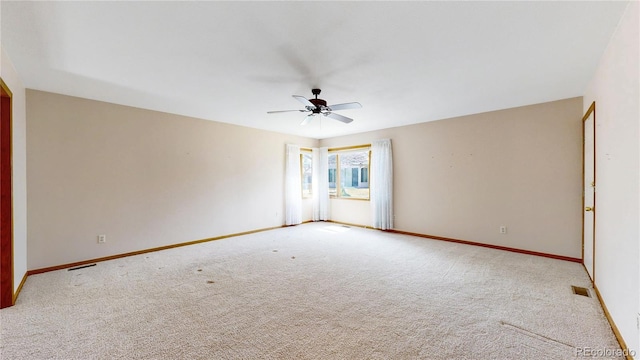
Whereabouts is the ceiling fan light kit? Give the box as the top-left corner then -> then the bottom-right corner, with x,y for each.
268,88 -> 362,125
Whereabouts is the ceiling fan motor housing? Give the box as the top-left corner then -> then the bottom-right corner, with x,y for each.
309,89 -> 326,113
309,98 -> 327,113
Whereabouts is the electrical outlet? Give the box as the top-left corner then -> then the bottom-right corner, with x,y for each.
97,235 -> 106,244
499,226 -> 507,234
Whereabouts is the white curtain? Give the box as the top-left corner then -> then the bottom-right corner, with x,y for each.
312,147 -> 330,221
311,148 -> 320,221
371,139 -> 393,230
285,144 -> 302,225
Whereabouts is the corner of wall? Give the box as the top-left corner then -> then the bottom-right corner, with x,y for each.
581,0 -> 640,355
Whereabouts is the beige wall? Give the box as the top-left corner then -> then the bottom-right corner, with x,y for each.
26,90 -> 317,269
26,92 -> 586,273
1,46 -> 28,294
583,1 -> 639,354
321,97 -> 584,259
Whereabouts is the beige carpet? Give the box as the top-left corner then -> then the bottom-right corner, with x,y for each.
0,223 -> 624,359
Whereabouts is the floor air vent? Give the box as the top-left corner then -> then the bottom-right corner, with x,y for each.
68,263 -> 97,271
571,286 -> 591,297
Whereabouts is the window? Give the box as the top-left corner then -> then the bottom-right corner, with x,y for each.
328,154 -> 337,197
328,169 -> 337,183
329,147 -> 370,200
300,151 -> 312,198
361,168 -> 368,183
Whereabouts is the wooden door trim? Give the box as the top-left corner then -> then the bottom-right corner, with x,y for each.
0,77 -> 14,308
581,101 -> 596,284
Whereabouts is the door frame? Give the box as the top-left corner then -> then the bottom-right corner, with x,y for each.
0,77 -> 13,308
581,101 -> 596,283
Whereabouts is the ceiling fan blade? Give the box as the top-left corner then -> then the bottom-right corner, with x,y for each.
327,102 -> 362,111
267,109 -> 307,114
300,114 -> 315,126
293,95 -> 316,109
325,112 -> 353,124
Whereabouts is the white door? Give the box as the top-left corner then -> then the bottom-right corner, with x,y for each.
583,103 -> 595,282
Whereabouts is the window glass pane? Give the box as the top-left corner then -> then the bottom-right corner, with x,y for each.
328,154 -> 337,197
301,153 -> 312,198
338,150 -> 369,199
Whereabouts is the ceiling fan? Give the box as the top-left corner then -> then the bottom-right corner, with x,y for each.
267,89 -> 362,125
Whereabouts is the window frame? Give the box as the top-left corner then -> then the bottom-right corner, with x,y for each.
329,145 -> 371,201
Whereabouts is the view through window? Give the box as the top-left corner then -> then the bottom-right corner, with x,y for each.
329,148 -> 370,200
301,152 -> 312,198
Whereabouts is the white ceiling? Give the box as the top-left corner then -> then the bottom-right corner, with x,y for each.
1,1 -> 630,139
